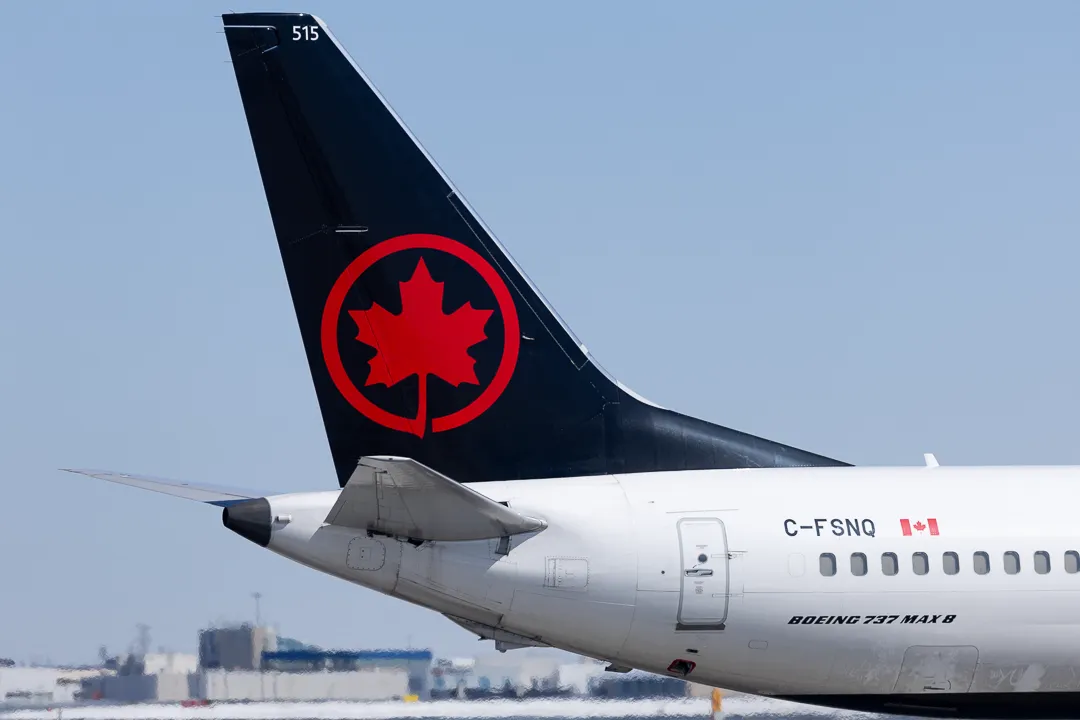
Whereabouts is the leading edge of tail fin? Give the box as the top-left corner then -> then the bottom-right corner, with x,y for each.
222,13 -> 848,485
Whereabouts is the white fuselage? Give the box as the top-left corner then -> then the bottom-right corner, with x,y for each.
261,465 -> 1080,701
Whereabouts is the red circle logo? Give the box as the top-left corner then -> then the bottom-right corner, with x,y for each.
320,234 -> 520,437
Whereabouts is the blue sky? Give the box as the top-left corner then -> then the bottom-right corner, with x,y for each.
2,1 -> 1079,663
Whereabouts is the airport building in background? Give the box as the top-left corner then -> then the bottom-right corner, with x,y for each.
0,623 -> 705,707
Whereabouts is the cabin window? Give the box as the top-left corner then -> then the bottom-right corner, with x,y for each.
943,551 -> 960,575
881,552 -> 899,576
912,552 -> 929,575
820,553 -> 837,576
1066,551 -> 1080,574
974,551 -> 990,575
1004,551 -> 1021,575
850,552 -> 868,576
1034,551 -> 1051,575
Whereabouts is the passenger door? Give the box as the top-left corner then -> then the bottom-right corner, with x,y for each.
676,517 -> 729,630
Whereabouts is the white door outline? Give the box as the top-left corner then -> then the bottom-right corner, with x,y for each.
893,646 -> 979,693
676,517 -> 729,631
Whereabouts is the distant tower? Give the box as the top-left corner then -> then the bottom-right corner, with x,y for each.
252,592 -> 263,627
135,624 -> 152,659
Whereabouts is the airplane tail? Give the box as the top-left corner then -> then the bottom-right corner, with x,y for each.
222,13 -> 848,485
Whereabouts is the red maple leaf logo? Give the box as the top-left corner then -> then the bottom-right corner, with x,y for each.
913,521 -> 926,532
348,258 -> 493,437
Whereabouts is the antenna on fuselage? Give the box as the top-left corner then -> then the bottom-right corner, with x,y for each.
923,453 -> 940,468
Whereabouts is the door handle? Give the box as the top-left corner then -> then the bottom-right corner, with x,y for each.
685,568 -> 714,577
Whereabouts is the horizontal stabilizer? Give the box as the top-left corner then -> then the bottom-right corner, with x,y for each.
324,457 -> 546,541
62,469 -> 272,507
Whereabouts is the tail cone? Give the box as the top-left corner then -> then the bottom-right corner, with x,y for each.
222,498 -> 271,547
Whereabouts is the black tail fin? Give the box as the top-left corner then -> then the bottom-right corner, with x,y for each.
222,13 -> 848,485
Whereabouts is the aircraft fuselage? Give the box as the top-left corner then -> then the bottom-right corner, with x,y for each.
249,464 -> 1080,718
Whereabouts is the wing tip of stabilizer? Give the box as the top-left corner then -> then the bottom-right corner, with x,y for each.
60,467 -> 272,506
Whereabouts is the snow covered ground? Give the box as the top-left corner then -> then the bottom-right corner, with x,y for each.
0,696 -> 884,720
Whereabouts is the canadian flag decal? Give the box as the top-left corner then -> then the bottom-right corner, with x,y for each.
900,518 -> 939,536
